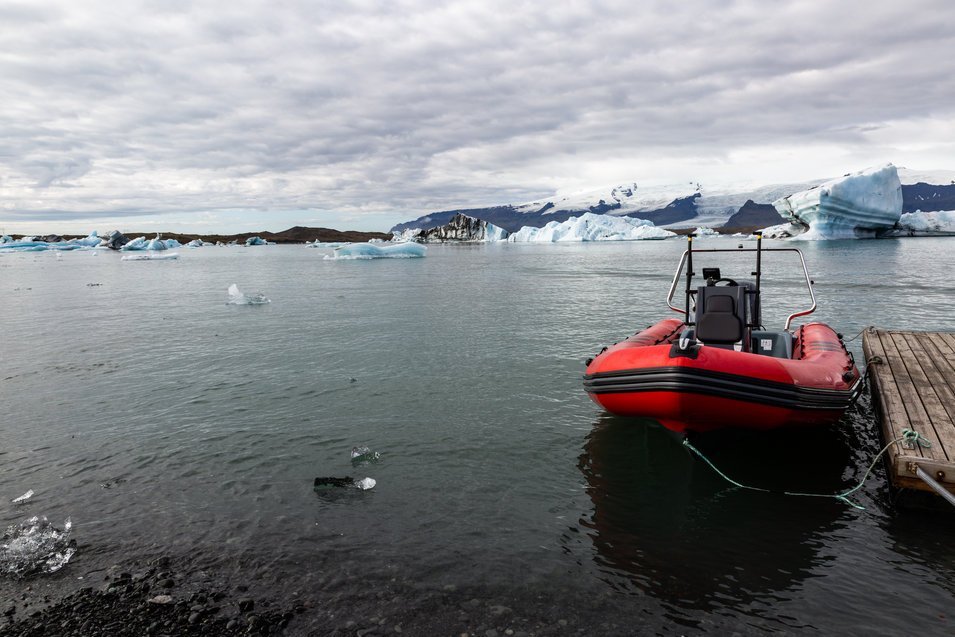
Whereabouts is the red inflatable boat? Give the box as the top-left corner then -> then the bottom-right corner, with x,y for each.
583,235 -> 861,433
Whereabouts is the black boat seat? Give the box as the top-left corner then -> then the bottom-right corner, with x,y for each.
696,294 -> 743,346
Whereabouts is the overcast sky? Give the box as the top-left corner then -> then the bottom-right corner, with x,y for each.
1,0 -> 953,233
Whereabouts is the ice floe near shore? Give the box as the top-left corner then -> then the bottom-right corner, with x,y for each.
0,231 -> 103,252
507,212 -> 674,242
772,164 -> 903,240
326,242 -> 427,259
1,516 -> 76,577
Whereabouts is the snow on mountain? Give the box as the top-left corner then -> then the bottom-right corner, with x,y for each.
506,213 -> 674,242
391,167 -> 955,235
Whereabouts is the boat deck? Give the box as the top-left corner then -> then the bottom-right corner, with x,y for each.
862,328 -> 955,498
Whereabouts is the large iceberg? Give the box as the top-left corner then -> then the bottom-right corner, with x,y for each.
399,213 -> 509,243
772,164 -> 903,239
326,242 -> 427,259
507,212 -> 675,242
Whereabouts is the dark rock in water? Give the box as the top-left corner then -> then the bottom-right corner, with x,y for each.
313,476 -> 357,489
106,230 -> 130,250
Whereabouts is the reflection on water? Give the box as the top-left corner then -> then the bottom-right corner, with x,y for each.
577,414 -> 853,625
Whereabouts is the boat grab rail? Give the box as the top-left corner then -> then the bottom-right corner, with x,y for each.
666,247 -> 816,331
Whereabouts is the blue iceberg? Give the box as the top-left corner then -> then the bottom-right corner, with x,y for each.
245,236 -> 270,246
325,242 -> 427,260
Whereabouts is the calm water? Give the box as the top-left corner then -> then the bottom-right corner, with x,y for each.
2,239 -> 954,634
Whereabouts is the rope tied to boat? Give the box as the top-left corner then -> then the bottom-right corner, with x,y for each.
683,427 -> 932,511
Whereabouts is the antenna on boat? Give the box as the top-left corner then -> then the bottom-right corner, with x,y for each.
685,234 -> 694,324
754,231 -> 762,327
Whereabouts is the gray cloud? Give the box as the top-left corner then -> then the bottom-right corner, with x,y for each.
1,0 -> 953,231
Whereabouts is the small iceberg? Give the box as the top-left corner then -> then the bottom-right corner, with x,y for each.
350,446 -> 381,465
0,516 -> 76,577
121,252 -> 180,261
11,490 -> 34,504
692,226 -> 721,238
326,242 -> 427,260
245,236 -> 270,246
227,283 -> 271,305
186,239 -> 205,247
507,212 -> 675,242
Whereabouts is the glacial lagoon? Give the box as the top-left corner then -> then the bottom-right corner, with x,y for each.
2,239 -> 954,634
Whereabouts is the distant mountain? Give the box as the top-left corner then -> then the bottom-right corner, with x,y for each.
391,168 -> 955,234
722,200 -> 784,231
121,226 -> 390,244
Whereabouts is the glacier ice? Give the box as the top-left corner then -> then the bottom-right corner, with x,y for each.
0,231 -> 105,252
325,242 -> 427,259
186,239 -> 204,247
404,213 -> 509,242
350,446 -> 381,465
354,477 -> 376,490
121,252 -> 180,261
11,490 -> 34,504
227,283 -> 271,305
1,516 -> 76,577
507,212 -> 675,242
245,236 -> 270,246
891,210 -> 955,236
121,234 -> 181,251
692,226 -> 720,238
772,164 -> 903,240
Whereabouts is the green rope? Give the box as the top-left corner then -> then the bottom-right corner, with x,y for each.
682,428 -> 932,510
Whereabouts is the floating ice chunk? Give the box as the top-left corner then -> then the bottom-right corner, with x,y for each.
186,239 -> 204,247
692,226 -> 720,238
11,490 -> 34,504
121,252 -> 180,261
507,212 -> 675,242
71,231 -> 102,248
245,236 -> 269,246
354,477 -> 376,490
144,235 -> 168,251
306,241 -> 348,248
0,516 -> 76,577
326,242 -> 427,259
164,238 -> 182,248
227,283 -> 271,305
350,446 -> 381,464
120,236 -> 148,250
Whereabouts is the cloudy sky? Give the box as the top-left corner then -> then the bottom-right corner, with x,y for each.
2,0 -> 953,234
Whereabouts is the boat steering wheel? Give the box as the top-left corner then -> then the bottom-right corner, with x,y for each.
711,277 -> 739,286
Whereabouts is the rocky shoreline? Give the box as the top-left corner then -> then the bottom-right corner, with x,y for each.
0,552 -> 652,637
1,558 -> 297,636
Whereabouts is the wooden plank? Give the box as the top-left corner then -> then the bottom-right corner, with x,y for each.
862,330 -> 911,470
863,330 -> 908,430
929,333 -> 955,374
899,332 -> 955,461
878,331 -> 942,460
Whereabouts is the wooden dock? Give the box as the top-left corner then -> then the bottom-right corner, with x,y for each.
862,328 -> 955,499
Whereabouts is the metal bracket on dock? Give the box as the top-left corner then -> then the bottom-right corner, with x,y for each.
916,465 -> 955,508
